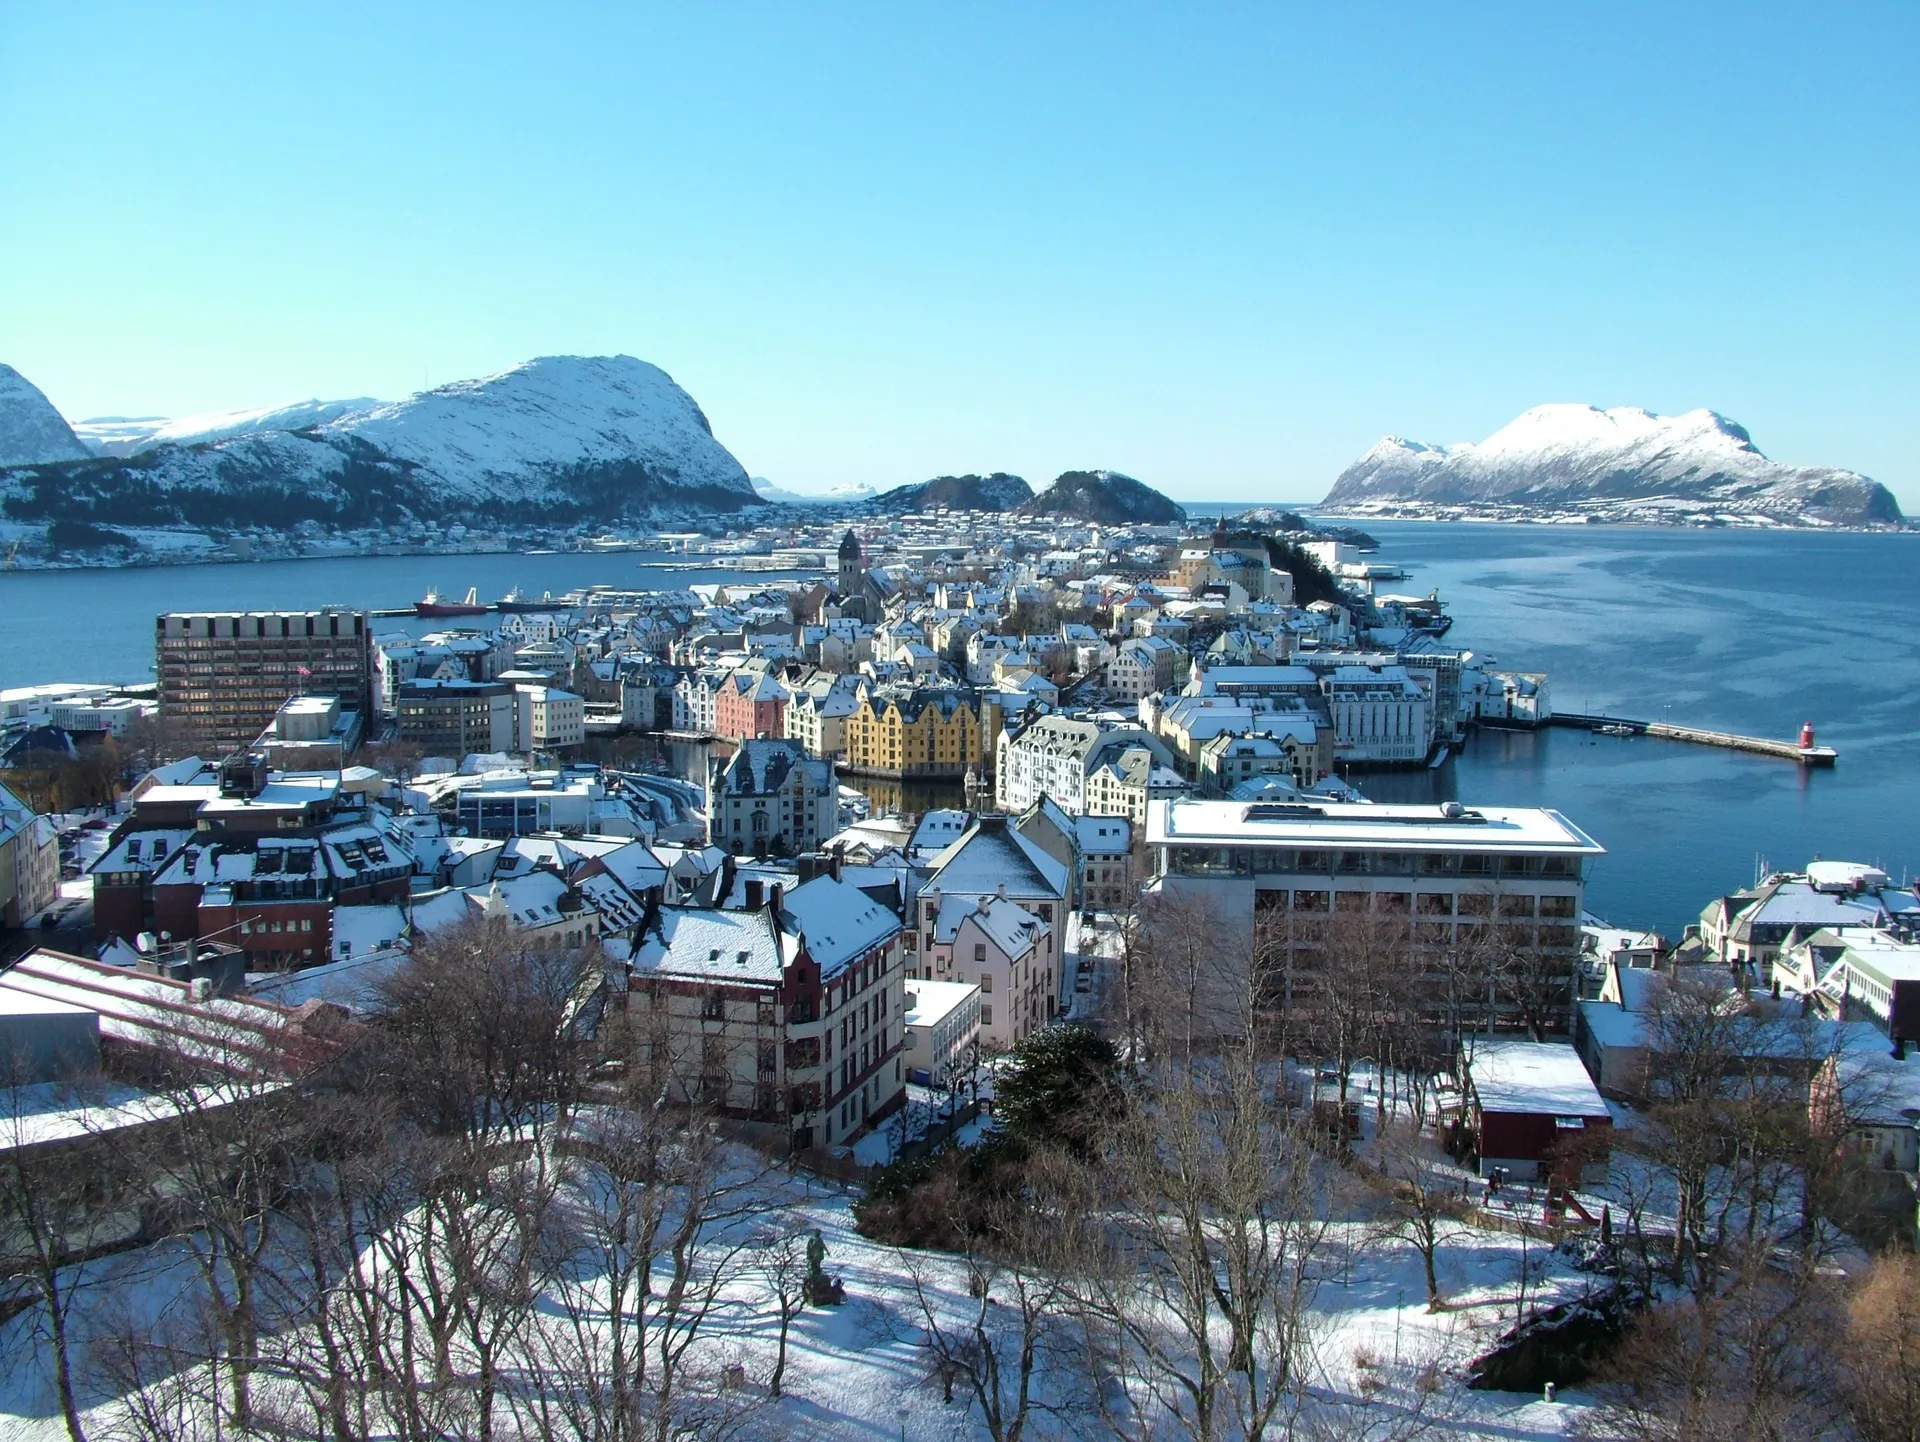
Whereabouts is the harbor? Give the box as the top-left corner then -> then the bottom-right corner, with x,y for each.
1547,712 -> 1838,766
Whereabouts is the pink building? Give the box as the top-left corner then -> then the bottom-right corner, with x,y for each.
714,670 -> 790,743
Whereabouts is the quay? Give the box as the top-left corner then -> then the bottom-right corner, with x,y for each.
1546,712 -> 1837,766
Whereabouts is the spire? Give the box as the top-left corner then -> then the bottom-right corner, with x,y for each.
838,528 -> 862,562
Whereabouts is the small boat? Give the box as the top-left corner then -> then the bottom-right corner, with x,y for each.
416,586 -> 488,618
494,587 -> 568,613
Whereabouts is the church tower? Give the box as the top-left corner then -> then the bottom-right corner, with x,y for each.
837,528 -> 864,597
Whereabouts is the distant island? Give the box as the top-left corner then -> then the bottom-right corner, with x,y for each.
1322,404 -> 1904,530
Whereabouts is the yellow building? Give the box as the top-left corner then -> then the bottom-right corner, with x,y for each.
843,688 -> 998,779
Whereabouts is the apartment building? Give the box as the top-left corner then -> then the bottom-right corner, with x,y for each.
913,815 -> 1068,1020
1146,798 -> 1604,1034
921,893 -> 1049,1051
627,874 -> 906,1150
842,687 -> 992,779
994,714 -> 1176,815
708,739 -> 837,857
396,680 -> 519,755
0,782 -> 58,929
158,609 -> 371,755
517,685 -> 586,751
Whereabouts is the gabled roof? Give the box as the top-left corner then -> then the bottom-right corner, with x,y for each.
634,906 -> 788,984
780,874 -> 903,977
928,817 -> 1068,902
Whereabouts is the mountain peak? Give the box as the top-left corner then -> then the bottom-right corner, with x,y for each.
1325,404 -> 1899,526
1,353 -> 757,532
1019,470 -> 1186,525
0,364 -> 90,466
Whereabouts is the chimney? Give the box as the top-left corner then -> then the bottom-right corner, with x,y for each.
830,843 -> 844,882
769,882 -> 784,913
744,878 -> 765,910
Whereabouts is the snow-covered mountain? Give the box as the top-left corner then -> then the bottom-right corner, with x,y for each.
0,365 -> 90,466
1,355 -> 758,532
1324,405 -> 1901,527
74,397 -> 384,457
750,476 -> 877,507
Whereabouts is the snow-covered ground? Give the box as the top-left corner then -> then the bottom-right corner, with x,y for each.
0,1147 -> 1610,1442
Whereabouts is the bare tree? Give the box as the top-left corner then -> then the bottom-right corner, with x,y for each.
900,1154 -> 1087,1442
0,1071 -> 119,1442
537,1006 -> 770,1442
1841,1251 -> 1920,1442
749,1218 -> 809,1400
1363,1122 -> 1469,1313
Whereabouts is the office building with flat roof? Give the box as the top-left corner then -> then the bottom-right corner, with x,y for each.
1146,798 -> 1605,1034
157,610 -> 371,756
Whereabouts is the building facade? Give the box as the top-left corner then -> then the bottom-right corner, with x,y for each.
842,688 -> 991,779
708,740 -> 837,857
396,680 -> 518,755
627,875 -> 906,1150
1147,798 -> 1603,1034
158,609 -> 372,755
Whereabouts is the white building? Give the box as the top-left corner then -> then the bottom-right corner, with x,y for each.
903,979 -> 981,1086
995,715 -> 1176,816
517,685 -> 585,751
1320,665 -> 1433,765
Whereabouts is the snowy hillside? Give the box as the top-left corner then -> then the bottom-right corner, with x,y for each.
1325,404 -> 1901,526
0,355 -> 758,532
74,397 -> 383,457
0,365 -> 90,466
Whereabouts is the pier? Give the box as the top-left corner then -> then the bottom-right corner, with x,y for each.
1545,713 -> 1837,766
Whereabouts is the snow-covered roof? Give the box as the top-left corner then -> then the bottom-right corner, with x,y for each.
904,980 -> 979,1030
634,907 -> 787,984
1148,799 -> 1603,857
781,875 -> 903,977
928,818 -> 1069,901
1075,815 -> 1131,855
1468,1040 -> 1609,1119
330,903 -> 408,959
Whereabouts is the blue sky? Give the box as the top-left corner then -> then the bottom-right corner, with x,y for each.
2,4 -> 1914,504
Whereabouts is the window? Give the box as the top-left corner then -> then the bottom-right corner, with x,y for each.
979,973 -> 993,993
974,943 -> 986,964
981,1005 -> 993,1027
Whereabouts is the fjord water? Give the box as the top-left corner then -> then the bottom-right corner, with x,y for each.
1353,523 -> 1920,934
0,525 -> 1914,933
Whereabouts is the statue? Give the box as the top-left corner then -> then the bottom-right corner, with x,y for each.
804,1228 -> 845,1306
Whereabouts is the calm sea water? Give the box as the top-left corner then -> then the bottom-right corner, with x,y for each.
0,551 -> 801,686
2,525 -> 1914,935
1353,523 -> 1920,935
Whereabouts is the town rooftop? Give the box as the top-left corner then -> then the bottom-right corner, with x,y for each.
1146,798 -> 1605,855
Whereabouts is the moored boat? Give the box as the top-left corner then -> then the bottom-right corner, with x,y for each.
416,586 -> 488,618
494,586 -> 568,613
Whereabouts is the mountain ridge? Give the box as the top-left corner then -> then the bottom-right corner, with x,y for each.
1324,404 -> 1902,526
0,355 -> 758,533
0,365 -> 91,467
871,472 -> 1034,513
1019,469 -> 1186,525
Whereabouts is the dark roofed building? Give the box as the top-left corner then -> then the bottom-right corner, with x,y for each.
708,738 -> 837,858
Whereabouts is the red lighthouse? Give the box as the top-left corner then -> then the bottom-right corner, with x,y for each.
1799,721 -> 1816,750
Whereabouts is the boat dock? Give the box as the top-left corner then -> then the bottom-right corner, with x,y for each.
1546,713 -> 1837,766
